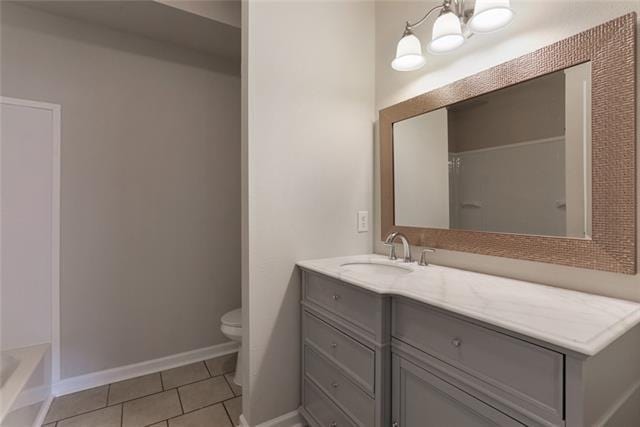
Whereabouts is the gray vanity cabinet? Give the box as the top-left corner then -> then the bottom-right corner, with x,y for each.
300,270 -> 391,427
299,268 -> 640,427
392,354 -> 524,427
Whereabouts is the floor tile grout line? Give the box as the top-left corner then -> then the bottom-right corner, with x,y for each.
106,373 -> 225,409
161,364 -> 212,392
47,357 -> 235,426
221,399 -> 235,427
49,379 -> 168,425
50,394 -> 239,427
203,360 -> 213,377
108,388 -> 164,408
176,387 -> 185,415
106,385 -> 190,411
45,403 -> 121,425
172,371 -> 230,391
172,391 -> 234,420
163,399 -> 237,423
222,373 -> 241,398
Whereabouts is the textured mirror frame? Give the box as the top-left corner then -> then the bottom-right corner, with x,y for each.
380,13 -> 636,274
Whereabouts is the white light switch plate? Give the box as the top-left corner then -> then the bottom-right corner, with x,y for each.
357,211 -> 369,233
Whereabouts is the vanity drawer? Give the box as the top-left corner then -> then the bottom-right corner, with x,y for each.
303,311 -> 375,394
393,353 -> 525,427
303,272 -> 379,336
304,346 -> 375,427
303,379 -> 356,427
392,298 -> 564,421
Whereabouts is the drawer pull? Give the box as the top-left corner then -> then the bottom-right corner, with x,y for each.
331,381 -> 339,388
330,422 -> 337,427
451,338 -> 462,347
332,294 -> 341,301
330,342 -> 337,349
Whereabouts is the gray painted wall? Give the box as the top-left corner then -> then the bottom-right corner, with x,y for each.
156,0 -> 241,28
1,2 -> 240,379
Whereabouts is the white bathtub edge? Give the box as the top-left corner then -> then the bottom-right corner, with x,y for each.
12,384 -> 51,410
0,343 -> 49,422
32,394 -> 54,427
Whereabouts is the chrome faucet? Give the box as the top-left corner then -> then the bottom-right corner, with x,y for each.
384,232 -> 412,263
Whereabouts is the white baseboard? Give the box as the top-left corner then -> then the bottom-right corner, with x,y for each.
239,409 -> 305,427
53,341 -> 239,396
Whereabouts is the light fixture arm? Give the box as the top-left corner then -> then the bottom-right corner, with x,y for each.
404,5 -> 444,32
405,0 -> 466,32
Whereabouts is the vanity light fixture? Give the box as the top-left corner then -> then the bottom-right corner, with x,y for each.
428,8 -> 465,54
391,0 -> 514,71
468,0 -> 515,33
391,28 -> 427,71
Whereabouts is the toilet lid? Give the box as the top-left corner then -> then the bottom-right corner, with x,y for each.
221,308 -> 242,327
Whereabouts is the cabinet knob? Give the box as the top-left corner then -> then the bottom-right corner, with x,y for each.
330,342 -> 337,349
451,338 -> 462,347
332,294 -> 341,301
331,381 -> 339,388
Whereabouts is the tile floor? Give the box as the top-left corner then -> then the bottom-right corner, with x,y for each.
43,353 -> 241,427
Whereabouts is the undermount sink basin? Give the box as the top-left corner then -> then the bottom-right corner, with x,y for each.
339,262 -> 412,277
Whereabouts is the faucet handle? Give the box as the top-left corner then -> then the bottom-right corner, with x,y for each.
419,248 -> 436,266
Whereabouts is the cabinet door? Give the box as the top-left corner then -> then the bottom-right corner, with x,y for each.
391,354 -> 524,427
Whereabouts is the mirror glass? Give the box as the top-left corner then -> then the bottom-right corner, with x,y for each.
393,62 -> 592,238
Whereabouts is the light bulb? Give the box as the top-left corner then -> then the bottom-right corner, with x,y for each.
391,32 -> 426,71
468,0 -> 514,33
428,10 -> 465,54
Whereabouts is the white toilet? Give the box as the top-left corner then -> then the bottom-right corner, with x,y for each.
220,308 -> 242,386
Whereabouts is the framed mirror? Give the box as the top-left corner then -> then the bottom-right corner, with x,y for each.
380,14 -> 636,274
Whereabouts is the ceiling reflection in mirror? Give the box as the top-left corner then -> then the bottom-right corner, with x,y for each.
393,62 -> 592,238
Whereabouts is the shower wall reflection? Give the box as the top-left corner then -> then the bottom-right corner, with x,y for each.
393,62 -> 592,238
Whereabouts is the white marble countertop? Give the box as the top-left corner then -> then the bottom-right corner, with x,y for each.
297,254 -> 640,356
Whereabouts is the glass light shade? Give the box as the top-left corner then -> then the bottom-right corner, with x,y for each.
428,11 -> 465,54
391,33 -> 426,71
468,0 -> 514,33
